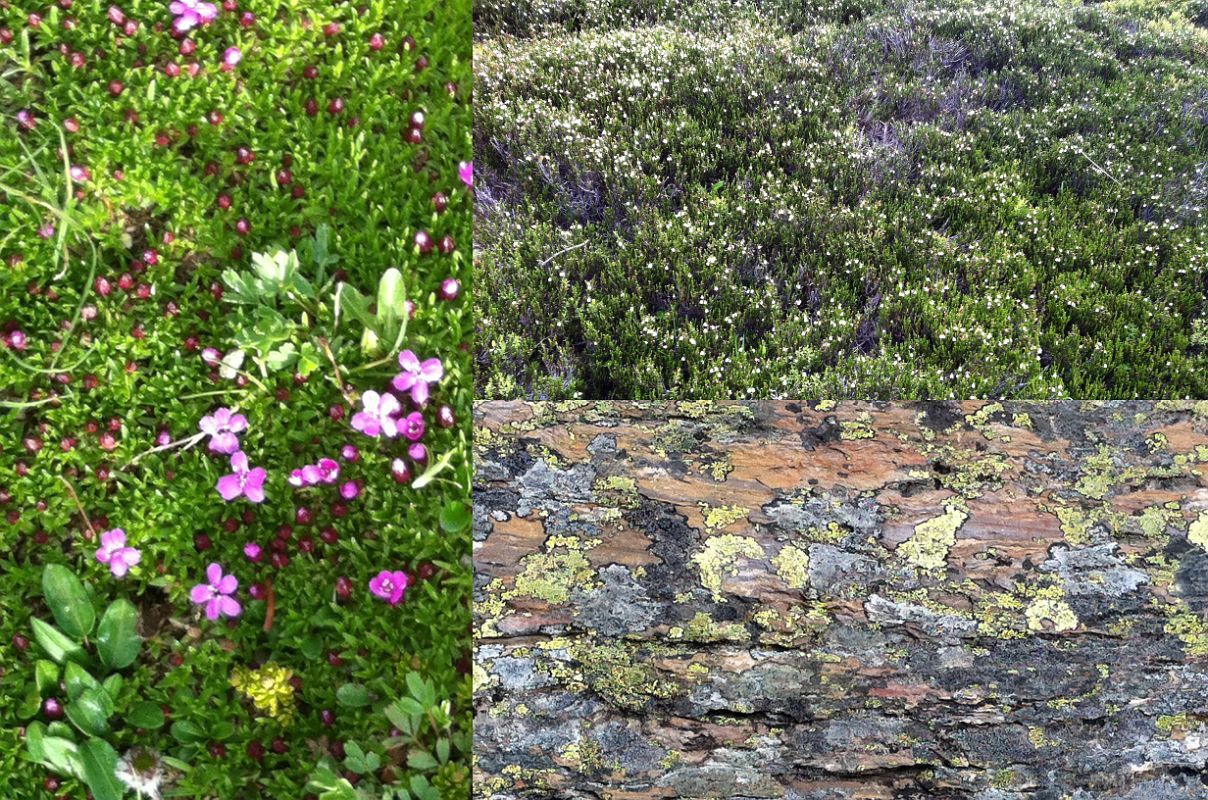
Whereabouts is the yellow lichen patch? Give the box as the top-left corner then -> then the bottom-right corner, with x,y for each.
1074,445 -> 1117,500
473,662 -> 494,694
594,475 -> 641,509
701,504 -> 749,530
753,603 -> 831,647
1165,608 -> 1208,656
966,402 -> 1004,439
839,413 -> 875,440
230,663 -> 296,722
670,611 -> 749,643
900,504 -> 967,571
512,535 -> 597,604
772,544 -> 810,589
1053,505 -> 1095,547
692,534 -> 765,599
1025,587 -> 1079,633
1188,510 -> 1208,551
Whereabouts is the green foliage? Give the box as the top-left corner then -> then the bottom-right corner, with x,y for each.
22,566 -> 144,799
0,0 -> 472,795
476,0 -> 1208,398
308,671 -> 469,800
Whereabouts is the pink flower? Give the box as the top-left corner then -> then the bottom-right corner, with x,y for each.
190,563 -> 241,620
169,0 -> 217,32
339,481 -> 360,500
38,223 -> 55,239
7,330 -> 27,351
199,406 -> 247,454
458,160 -> 472,187
222,47 -> 241,67
341,444 -> 359,461
243,542 -> 262,562
350,390 -> 400,438
216,451 -> 266,503
399,411 -> 425,442
391,351 -> 443,406
95,528 -> 141,578
289,458 -> 339,488
369,570 -> 409,605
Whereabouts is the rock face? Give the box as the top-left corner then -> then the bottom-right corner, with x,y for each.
473,401 -> 1208,799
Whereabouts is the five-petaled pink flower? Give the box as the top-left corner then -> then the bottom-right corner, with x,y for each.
222,47 -> 242,67
458,160 -> 472,187
190,563 -> 241,620
217,451 -> 267,503
400,411 -> 425,442
369,570 -> 409,605
199,406 -> 247,454
95,528 -> 141,578
169,0 -> 217,33
391,351 -> 443,406
351,390 -> 400,438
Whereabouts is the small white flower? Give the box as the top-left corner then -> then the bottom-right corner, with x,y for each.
115,748 -> 164,800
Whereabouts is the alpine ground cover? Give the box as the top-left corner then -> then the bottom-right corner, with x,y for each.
475,0 -> 1208,399
0,0 -> 472,797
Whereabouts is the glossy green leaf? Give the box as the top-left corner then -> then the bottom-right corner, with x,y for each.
335,683 -> 369,708
439,500 -> 471,533
35,659 -> 59,696
42,564 -> 95,639
102,673 -> 123,702
96,598 -> 140,671
64,661 -> 101,701
79,739 -> 123,800
30,618 -> 85,665
171,719 -> 206,743
65,686 -> 112,737
125,701 -> 165,730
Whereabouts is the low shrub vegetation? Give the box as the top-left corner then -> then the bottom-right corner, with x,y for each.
1,0 -> 472,797
475,0 -> 1208,398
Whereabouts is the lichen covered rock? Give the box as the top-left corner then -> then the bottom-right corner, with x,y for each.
474,401 -> 1208,798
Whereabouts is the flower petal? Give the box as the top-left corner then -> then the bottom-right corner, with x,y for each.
216,473 -> 243,500
397,350 -> 420,372
205,599 -> 221,620
216,573 -> 237,594
229,450 -> 249,473
206,562 -> 224,585
410,380 -> 429,407
419,358 -> 443,382
217,595 -> 241,618
190,583 -> 214,604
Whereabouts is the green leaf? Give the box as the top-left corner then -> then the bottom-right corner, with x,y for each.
170,719 -> 206,743
407,749 -> 438,771
335,683 -> 369,708
335,283 -> 374,329
27,727 -> 84,780
63,662 -> 101,701
411,449 -> 456,489
436,737 -> 450,764
375,267 -> 406,341
42,564 -> 95,638
35,660 -> 59,696
125,701 -> 165,730
101,673 -> 123,701
439,500 -> 471,533
30,618 -> 86,665
211,721 -> 236,741
79,739 -> 123,800
65,687 -> 112,736
406,672 -> 436,707
96,598 -> 140,670
300,636 -> 323,660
